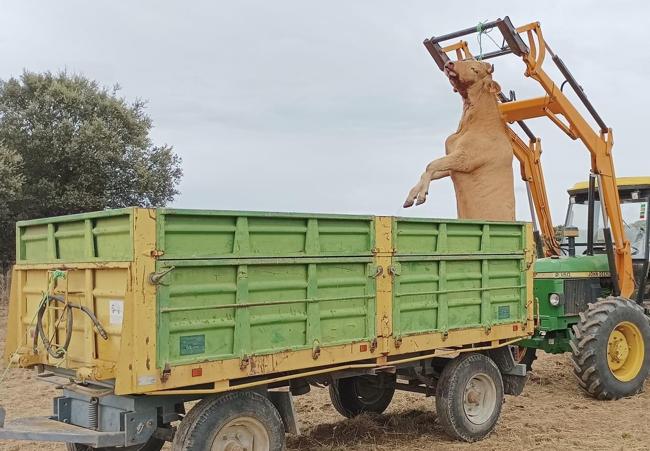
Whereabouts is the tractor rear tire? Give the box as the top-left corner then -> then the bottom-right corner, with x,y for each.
329,373 -> 396,418
570,297 -> 650,400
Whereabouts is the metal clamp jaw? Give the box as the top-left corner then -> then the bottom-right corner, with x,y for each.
423,16 -> 529,71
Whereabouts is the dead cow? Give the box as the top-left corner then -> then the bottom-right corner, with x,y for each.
403,59 -> 515,221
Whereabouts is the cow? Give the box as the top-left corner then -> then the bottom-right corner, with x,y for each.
403,59 -> 515,221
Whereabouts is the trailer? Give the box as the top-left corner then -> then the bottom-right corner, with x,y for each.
1,208 -> 534,448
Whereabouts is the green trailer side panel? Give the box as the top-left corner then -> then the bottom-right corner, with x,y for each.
394,218 -> 526,255
157,214 -> 529,366
392,218 -> 527,337
157,209 -> 375,259
16,209 -> 133,263
157,257 -> 376,367
393,256 -> 526,336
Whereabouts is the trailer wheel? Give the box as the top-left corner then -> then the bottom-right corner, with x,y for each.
172,390 -> 285,451
65,435 -> 164,451
328,373 -> 396,418
571,297 -> 650,400
435,353 -> 504,442
510,345 -> 537,371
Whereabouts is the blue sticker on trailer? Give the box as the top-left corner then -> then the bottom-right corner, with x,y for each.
180,335 -> 205,355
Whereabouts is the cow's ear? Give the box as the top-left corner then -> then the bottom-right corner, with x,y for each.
488,80 -> 501,94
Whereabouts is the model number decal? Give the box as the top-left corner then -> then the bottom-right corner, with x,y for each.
586,271 -> 611,277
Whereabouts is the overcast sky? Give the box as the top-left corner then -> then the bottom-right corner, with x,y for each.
1,1 -> 648,222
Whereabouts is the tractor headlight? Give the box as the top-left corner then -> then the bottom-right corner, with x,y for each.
549,293 -> 561,306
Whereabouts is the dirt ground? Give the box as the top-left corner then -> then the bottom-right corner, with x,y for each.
1,296 -> 650,451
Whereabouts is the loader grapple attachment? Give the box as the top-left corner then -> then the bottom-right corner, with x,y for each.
424,16 -> 529,70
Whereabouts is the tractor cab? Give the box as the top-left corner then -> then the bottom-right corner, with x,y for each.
562,177 -> 650,301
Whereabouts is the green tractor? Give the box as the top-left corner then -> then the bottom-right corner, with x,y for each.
517,177 -> 650,399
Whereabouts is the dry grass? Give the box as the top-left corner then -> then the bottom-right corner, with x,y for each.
288,409 -> 442,450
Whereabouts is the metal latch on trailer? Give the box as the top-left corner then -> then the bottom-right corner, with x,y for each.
149,266 -> 175,285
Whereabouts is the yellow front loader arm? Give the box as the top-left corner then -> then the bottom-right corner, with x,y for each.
426,17 -> 635,297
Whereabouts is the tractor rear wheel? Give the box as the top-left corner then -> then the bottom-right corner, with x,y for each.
571,297 -> 650,400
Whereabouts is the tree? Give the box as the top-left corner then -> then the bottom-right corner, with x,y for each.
0,146 -> 24,268
0,71 -> 182,264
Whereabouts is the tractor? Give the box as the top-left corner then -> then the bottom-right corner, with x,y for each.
517,176 -> 650,397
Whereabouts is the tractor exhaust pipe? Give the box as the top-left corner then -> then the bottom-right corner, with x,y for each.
636,196 -> 650,304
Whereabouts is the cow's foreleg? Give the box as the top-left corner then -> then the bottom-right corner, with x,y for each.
403,154 -> 463,207
430,170 -> 451,181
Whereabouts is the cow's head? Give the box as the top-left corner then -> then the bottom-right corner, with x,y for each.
444,59 -> 500,97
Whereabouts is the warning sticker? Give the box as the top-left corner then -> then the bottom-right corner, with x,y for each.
138,375 -> 156,386
109,300 -> 124,326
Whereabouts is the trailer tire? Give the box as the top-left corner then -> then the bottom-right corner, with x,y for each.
435,353 -> 504,442
328,373 -> 396,418
571,296 -> 650,400
172,391 -> 285,451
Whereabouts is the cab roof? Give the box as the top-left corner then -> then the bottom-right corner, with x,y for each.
569,176 -> 650,194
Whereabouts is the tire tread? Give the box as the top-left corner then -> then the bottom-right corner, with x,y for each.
570,296 -> 650,400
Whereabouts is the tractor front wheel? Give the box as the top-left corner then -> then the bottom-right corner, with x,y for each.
571,296 -> 650,400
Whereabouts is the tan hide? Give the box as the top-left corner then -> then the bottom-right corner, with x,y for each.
404,59 -> 515,221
